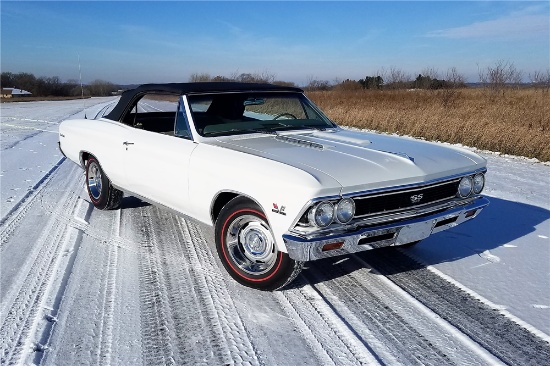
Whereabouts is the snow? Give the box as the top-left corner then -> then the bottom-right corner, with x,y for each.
407,151 -> 550,336
0,98 -> 117,218
1,99 -> 549,365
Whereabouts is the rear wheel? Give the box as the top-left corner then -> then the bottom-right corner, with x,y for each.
85,157 -> 123,210
215,196 -> 302,290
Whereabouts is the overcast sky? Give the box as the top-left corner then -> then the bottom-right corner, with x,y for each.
1,1 -> 548,86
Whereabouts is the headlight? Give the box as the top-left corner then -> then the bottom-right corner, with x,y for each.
473,173 -> 485,194
335,198 -> 355,224
458,176 -> 473,198
308,201 -> 334,228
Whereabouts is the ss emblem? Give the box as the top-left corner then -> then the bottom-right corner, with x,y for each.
410,194 -> 423,203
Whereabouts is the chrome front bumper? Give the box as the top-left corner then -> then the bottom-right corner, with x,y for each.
283,197 -> 489,262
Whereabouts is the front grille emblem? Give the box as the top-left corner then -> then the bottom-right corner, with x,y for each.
410,194 -> 423,204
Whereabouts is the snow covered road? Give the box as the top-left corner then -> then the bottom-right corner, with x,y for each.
1,99 -> 549,365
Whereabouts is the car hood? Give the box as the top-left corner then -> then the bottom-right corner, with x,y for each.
212,128 -> 486,194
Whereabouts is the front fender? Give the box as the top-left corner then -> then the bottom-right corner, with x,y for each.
187,143 -> 342,253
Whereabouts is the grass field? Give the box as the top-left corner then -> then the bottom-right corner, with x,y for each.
307,88 -> 550,162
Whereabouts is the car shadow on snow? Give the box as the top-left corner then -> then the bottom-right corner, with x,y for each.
119,196 -> 151,209
300,196 -> 550,282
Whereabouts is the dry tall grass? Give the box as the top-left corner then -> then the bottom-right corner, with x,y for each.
307,88 -> 550,162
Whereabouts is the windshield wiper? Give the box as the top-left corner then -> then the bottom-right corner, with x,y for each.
250,128 -> 278,135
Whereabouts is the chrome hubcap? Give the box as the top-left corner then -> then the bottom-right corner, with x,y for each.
87,161 -> 102,200
225,214 -> 277,275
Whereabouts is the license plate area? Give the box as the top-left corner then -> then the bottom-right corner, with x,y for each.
395,219 -> 436,245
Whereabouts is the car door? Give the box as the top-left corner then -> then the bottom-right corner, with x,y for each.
123,95 -> 197,213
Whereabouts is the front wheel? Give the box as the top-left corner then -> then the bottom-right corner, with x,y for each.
85,157 -> 123,210
215,197 -> 302,290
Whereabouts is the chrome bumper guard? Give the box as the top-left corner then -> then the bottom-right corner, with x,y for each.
283,197 -> 489,262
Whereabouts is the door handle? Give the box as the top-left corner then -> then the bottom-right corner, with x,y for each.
123,141 -> 135,146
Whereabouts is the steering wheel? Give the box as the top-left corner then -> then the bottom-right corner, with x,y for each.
273,113 -> 297,120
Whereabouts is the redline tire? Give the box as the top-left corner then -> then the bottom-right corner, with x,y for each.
215,196 -> 302,291
85,157 -> 123,210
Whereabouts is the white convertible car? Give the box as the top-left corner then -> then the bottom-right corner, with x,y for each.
59,82 -> 489,290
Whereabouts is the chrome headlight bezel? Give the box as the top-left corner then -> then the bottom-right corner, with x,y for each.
308,201 -> 335,228
458,176 -> 473,198
473,173 -> 485,194
335,198 -> 355,224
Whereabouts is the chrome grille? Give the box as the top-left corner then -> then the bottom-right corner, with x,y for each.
353,179 -> 460,218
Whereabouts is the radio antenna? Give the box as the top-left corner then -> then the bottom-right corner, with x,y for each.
78,53 -> 87,119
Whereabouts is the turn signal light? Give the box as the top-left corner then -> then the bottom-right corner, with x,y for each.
322,241 -> 344,252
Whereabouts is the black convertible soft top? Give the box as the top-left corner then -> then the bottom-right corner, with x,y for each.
105,82 -> 303,122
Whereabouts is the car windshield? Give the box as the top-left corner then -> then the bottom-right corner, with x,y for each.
187,92 -> 336,137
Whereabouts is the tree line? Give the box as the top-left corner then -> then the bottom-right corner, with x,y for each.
306,62 -> 550,92
3,61 -> 549,97
1,72 -> 118,97
188,71 -> 297,87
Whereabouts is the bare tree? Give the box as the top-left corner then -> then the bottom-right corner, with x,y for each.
88,79 -> 116,96
212,75 -> 231,82
478,60 -> 523,93
189,73 -> 212,82
335,79 -> 362,91
529,69 -> 550,92
305,75 -> 315,88
190,71 -> 275,84
258,70 -> 275,84
386,66 -> 411,89
375,67 -> 388,87
305,76 -> 331,91
438,67 -> 466,108
414,68 -> 440,90
229,70 -> 240,82
445,67 -> 465,88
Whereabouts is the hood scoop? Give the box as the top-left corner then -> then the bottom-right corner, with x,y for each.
379,150 -> 416,163
275,135 -> 326,150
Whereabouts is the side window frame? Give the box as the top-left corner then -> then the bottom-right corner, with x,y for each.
174,95 -> 193,140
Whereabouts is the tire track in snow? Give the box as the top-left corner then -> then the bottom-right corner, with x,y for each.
135,208 -> 176,366
0,164 -> 81,365
133,204 -> 260,365
181,218 -> 260,365
95,209 -> 120,366
303,261 -> 461,365
1,163 -> 134,365
39,204 -> 124,366
93,101 -> 117,119
358,248 -> 550,365
0,157 -> 66,248
154,214 -> 214,365
41,194 -> 144,365
274,280 -> 381,366
307,256 -> 502,365
31,196 -> 93,365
